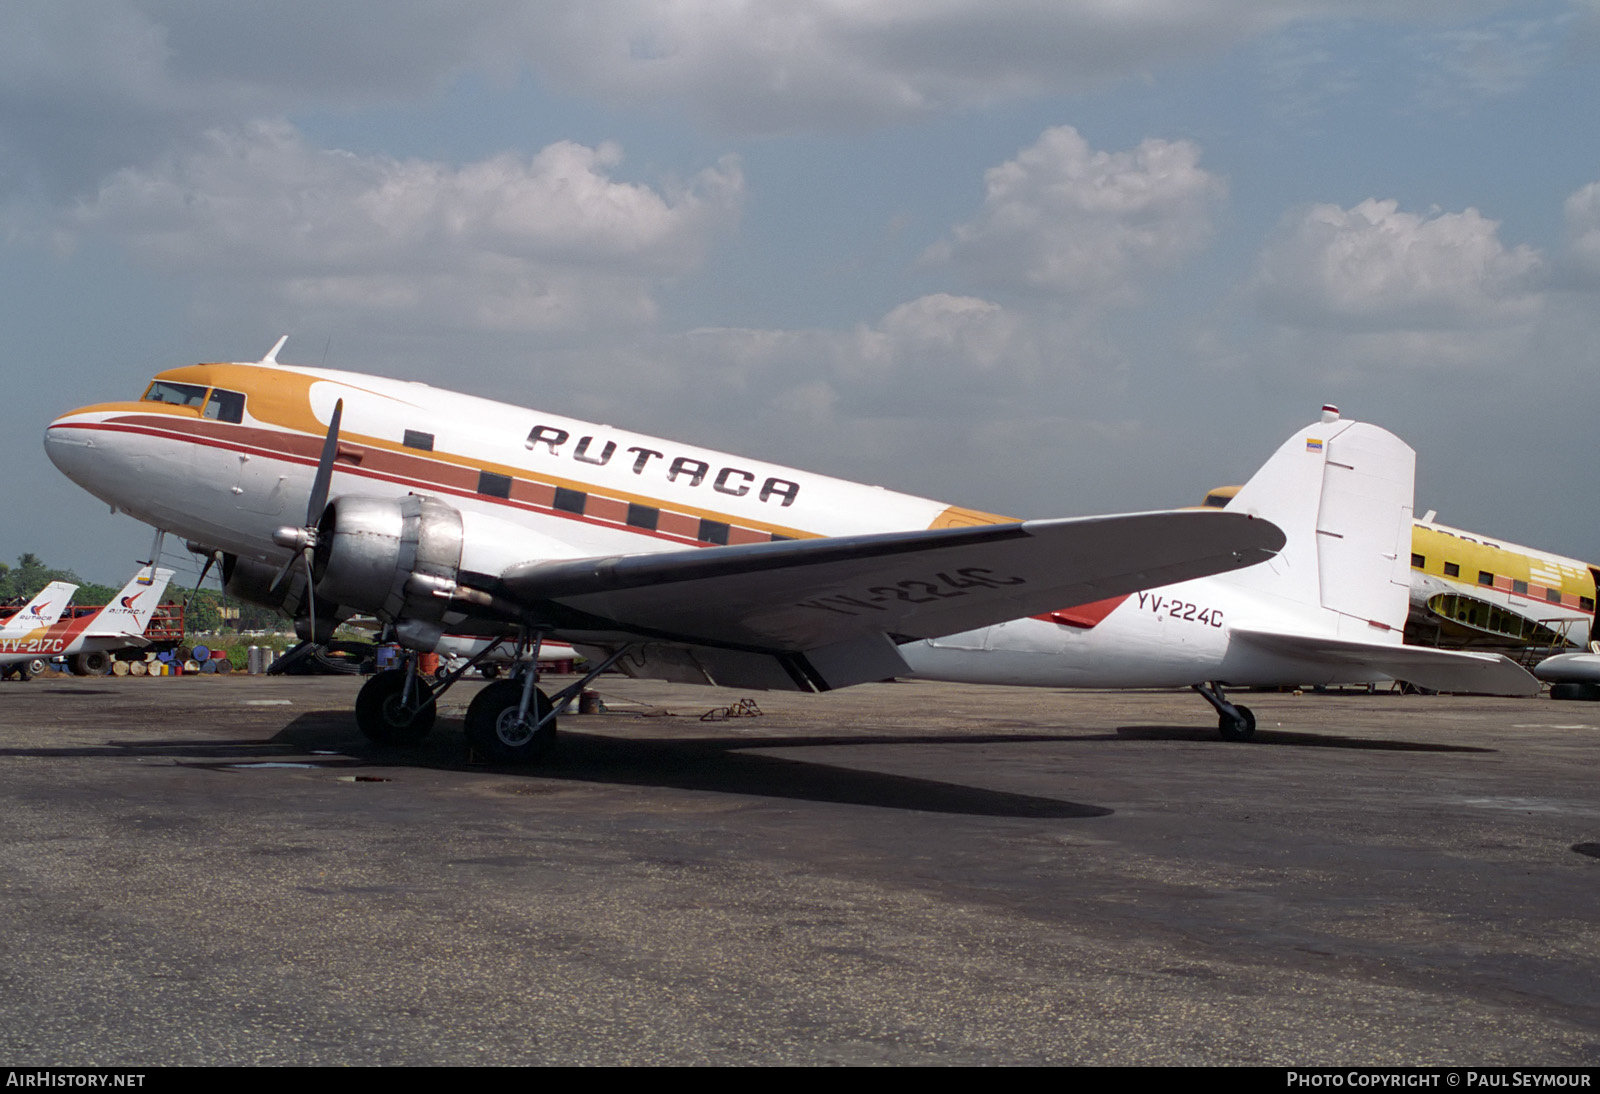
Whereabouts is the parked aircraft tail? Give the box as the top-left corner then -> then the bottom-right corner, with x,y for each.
1221,407 -> 1413,643
1220,407 -> 1536,695
0,581 -> 79,637
85,567 -> 175,639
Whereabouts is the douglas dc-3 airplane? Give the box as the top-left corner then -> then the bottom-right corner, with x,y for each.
44,342 -> 1529,758
0,567 -> 175,678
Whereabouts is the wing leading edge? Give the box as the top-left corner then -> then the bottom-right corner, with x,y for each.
494,509 -> 1284,690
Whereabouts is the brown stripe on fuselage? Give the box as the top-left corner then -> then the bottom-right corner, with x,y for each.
87,413 -> 802,550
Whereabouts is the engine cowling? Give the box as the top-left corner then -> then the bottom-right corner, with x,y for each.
222,553 -> 291,611
311,494 -> 465,648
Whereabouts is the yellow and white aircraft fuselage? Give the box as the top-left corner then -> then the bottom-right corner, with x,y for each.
43,353 -> 1528,756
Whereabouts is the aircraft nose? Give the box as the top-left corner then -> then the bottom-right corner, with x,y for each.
43,408 -> 111,490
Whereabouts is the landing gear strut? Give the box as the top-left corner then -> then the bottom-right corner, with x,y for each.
1193,681 -> 1256,741
461,635 -> 633,765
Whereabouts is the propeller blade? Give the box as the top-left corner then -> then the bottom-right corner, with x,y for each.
305,398 -> 344,528
302,549 -> 318,642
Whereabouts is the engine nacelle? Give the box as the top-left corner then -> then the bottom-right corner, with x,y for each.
312,494 -> 465,647
222,553 -> 291,611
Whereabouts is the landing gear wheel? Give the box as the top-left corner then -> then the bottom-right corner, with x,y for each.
24,658 -> 49,678
465,680 -> 556,764
72,651 -> 111,676
354,669 -> 436,745
1218,704 -> 1257,741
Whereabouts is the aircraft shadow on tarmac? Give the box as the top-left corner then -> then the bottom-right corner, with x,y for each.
1110,725 -> 1494,752
23,713 -> 1115,817
257,712 -> 1115,818
46,710 -> 1487,816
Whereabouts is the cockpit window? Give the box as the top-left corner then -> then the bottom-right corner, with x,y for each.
142,380 -> 208,408
204,388 -> 246,424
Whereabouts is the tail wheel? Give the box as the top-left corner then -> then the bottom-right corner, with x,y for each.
464,680 -> 557,764
1218,704 -> 1257,741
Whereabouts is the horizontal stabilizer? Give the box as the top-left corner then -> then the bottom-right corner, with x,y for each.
1231,626 -> 1538,697
1533,652 -> 1600,685
500,510 -> 1285,654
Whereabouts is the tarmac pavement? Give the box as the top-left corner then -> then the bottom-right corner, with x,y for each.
0,672 -> 1597,1065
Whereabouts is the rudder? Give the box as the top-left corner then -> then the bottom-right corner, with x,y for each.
1223,410 -> 1414,640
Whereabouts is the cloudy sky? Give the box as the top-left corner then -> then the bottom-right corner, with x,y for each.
5,1 -> 1597,585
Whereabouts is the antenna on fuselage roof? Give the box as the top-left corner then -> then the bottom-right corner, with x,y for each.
259,335 -> 289,365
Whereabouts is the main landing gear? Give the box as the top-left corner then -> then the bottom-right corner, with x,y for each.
464,676 -> 557,764
1193,681 -> 1256,741
353,636 -> 632,765
354,661 -> 436,745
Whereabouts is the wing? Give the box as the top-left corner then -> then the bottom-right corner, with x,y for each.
490,510 -> 1283,690
1229,626 -> 1539,697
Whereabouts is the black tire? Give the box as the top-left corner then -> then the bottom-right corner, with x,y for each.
1218,704 -> 1257,741
464,680 -> 557,764
24,658 -> 49,678
479,664 -> 501,680
71,651 -> 111,676
354,669 -> 436,745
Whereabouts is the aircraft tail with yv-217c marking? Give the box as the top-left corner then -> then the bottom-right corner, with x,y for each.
902,406 -> 1538,737
0,581 -> 79,640
0,566 -> 174,677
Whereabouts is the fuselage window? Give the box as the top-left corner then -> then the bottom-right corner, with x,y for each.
203,388 -> 246,424
477,471 -> 512,499
699,519 -> 729,545
1444,562 -> 1460,577
1411,553 -> 1425,569
552,487 -> 586,514
1478,571 -> 1494,586
1583,597 -> 1596,613
1547,588 -> 1563,603
626,504 -> 658,530
1512,580 -> 1528,595
142,380 -> 207,408
403,429 -> 434,451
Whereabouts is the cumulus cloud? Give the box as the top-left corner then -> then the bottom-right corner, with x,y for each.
925,127 -> 1225,305
66,122 -> 743,331
1565,180 -> 1600,281
1251,198 -> 1543,332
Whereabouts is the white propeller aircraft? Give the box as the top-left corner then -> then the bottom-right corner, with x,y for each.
45,339 -> 1283,758
0,581 -> 80,674
1,581 -> 78,637
0,567 -> 175,676
41,341 -> 1522,758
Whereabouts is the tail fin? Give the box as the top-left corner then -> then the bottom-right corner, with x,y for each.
1222,410 -> 1413,642
87,567 -> 175,637
0,581 -> 79,637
